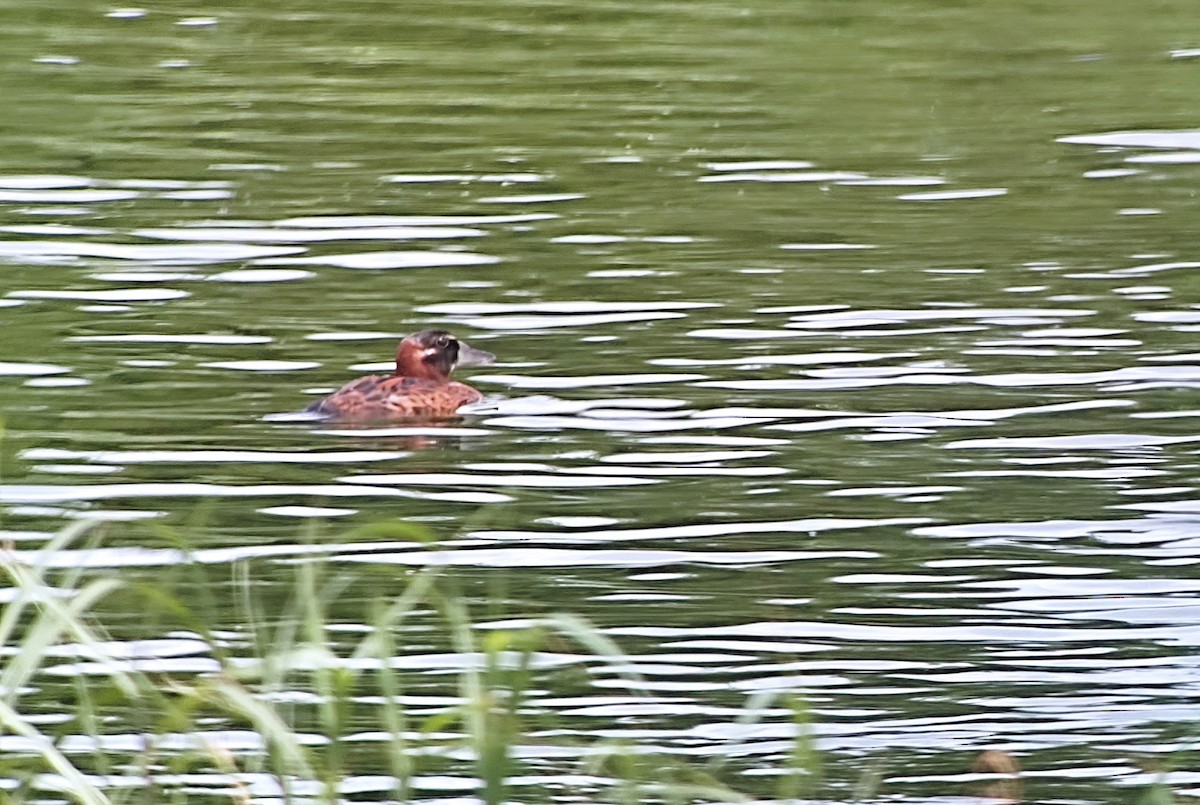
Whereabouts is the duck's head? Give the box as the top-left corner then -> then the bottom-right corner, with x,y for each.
394,329 -> 495,379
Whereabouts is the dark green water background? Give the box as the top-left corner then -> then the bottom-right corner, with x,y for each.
3,1 -> 1200,802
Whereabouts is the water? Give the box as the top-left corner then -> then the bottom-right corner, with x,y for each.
3,0 -> 1200,801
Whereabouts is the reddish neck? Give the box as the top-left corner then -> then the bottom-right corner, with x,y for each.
394,339 -> 445,379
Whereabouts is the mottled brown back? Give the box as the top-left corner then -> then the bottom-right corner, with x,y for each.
305,374 -> 484,422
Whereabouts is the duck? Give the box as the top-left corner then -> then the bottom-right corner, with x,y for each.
304,329 -> 495,422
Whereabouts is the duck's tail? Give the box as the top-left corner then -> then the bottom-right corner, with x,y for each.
302,398 -> 335,418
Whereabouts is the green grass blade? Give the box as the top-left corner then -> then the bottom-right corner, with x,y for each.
0,698 -> 111,805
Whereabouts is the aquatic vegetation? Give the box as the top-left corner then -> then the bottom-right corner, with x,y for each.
1,521 -> 750,804
0,522 -> 119,805
0,520 -> 1184,804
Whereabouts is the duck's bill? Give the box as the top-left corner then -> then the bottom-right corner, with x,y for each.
457,341 -> 496,367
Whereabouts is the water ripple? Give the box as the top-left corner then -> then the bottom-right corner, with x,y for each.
336,547 -> 846,568
477,192 -> 584,204
0,361 -> 71,376
257,250 -> 500,270
201,360 -> 320,372
483,415 -> 772,432
701,366 -> 1200,391
0,240 -> 304,262
0,188 -> 139,203
461,312 -> 691,329
341,472 -> 658,489
609,620 -> 1197,645
481,373 -> 705,389
421,301 -> 716,315
10,288 -> 189,302
1059,129 -> 1200,150
21,447 -> 410,465
651,350 -> 911,368
279,213 -> 555,226
0,483 -> 508,505
781,306 -> 1094,329
69,334 -> 272,345
0,175 -> 95,189
945,434 -> 1195,450
897,188 -> 1007,201
468,517 -> 920,545
699,170 -> 869,183
134,225 -> 484,242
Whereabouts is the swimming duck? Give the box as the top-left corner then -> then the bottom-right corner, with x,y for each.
304,329 -> 495,421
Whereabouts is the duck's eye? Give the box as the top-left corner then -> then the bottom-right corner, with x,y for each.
435,336 -> 451,349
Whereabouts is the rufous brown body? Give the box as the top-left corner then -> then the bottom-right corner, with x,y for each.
304,329 -> 494,422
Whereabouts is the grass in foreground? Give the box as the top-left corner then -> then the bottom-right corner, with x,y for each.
0,520 -> 1185,805
0,520 -> 765,805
